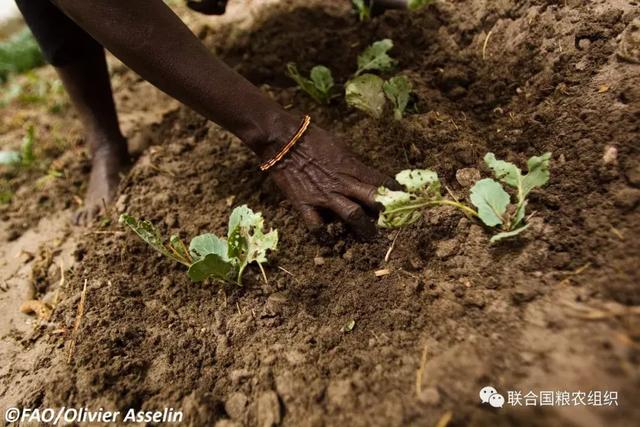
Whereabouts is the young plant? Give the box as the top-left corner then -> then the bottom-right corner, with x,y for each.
352,0 -> 370,21
0,126 -> 36,168
0,28 -> 44,83
470,152 -> 551,242
119,205 -> 278,285
408,0 -> 436,11
354,39 -> 396,76
383,75 -> 412,120
345,74 -> 386,118
375,169 -> 477,228
286,63 -> 334,104
376,152 -> 552,243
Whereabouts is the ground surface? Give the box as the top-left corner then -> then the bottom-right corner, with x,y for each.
1,0 -> 639,426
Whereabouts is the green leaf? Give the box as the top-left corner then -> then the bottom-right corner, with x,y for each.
119,214 -> 190,265
188,253 -> 234,282
383,76 -> 412,120
286,63 -> 333,104
490,223 -> 530,243
0,28 -> 44,83
342,319 -> 356,332
310,65 -> 334,100
469,178 -> 510,227
20,126 -> 36,167
356,39 -> 396,76
0,151 -> 20,165
352,0 -> 370,21
375,187 -> 422,228
345,74 -> 385,118
484,152 -> 522,188
189,233 -> 229,261
522,152 -> 551,196
408,0 -> 435,11
227,205 -> 278,284
395,169 -> 439,194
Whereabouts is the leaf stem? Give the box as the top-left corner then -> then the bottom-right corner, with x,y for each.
384,199 -> 478,218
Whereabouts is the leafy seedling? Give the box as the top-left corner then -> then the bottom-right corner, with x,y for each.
469,152 -> 551,242
352,0 -> 370,21
286,63 -> 334,104
376,169 -> 477,228
383,75 -> 413,120
408,0 -> 436,11
0,126 -> 36,168
345,74 -> 386,118
0,28 -> 44,83
120,205 -> 278,285
355,39 -> 396,76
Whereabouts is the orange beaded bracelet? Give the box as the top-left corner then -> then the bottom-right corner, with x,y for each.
259,115 -> 311,171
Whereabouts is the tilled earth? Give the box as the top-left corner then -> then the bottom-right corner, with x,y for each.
1,1 -> 639,426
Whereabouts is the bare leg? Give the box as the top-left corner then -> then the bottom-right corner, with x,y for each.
55,51 -> 130,225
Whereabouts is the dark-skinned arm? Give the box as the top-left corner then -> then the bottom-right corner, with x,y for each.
51,0 -> 398,236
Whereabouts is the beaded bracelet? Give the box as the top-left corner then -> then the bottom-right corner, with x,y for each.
259,115 -> 311,171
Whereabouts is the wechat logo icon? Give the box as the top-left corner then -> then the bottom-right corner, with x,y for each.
479,386 -> 504,408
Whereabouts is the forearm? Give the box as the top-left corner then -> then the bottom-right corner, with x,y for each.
52,0 -> 298,156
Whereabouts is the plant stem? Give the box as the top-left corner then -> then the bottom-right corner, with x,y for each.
384,199 -> 478,218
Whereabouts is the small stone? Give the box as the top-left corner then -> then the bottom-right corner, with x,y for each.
602,146 -> 618,165
435,238 -> 460,259
455,168 -> 481,188
613,187 -> 640,210
224,393 -> 247,421
229,369 -> 251,385
115,194 -> 129,213
256,391 -> 281,427
313,257 -> 325,266
625,164 -> 640,187
418,387 -> 441,405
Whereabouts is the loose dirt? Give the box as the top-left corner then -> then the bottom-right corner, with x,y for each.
1,1 -> 639,426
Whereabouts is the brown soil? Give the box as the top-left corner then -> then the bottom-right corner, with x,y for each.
1,1 -> 639,426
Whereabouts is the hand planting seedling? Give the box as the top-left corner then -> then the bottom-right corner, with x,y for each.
470,152 -> 551,242
119,205 -> 278,284
286,63 -> 334,104
376,152 -> 551,243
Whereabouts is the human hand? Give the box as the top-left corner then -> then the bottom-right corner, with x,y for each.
266,125 -> 399,238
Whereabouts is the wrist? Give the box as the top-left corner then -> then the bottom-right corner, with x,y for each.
242,110 -> 302,161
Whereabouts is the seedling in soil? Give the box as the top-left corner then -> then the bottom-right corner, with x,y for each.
286,63 -> 334,104
355,39 -> 396,76
408,0 -> 436,10
383,75 -> 413,120
376,169 -> 477,228
352,0 -> 370,21
119,205 -> 278,284
0,28 -> 44,83
376,152 -> 551,243
470,152 -> 551,242
345,74 -> 386,118
0,125 -> 36,168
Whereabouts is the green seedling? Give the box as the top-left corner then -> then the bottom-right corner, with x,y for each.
376,152 -> 551,243
376,169 -> 477,228
0,28 -> 44,82
352,0 -> 370,21
0,126 -> 36,168
120,205 -> 278,284
286,63 -> 334,104
408,0 -> 436,10
355,39 -> 396,76
383,75 -> 413,120
345,74 -> 386,118
470,152 -> 551,242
